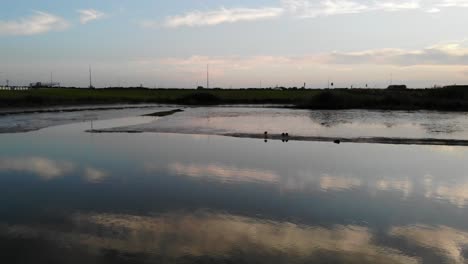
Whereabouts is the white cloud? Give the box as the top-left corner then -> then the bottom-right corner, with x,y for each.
78,9 -> 105,24
426,7 -> 441,13
282,0 -> 368,17
282,0 -> 420,18
437,0 -> 468,7
140,0 -> 468,29
374,1 -> 420,12
0,11 -> 69,36
152,7 -> 284,28
151,40 -> 468,68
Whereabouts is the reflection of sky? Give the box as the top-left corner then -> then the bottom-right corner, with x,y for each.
1,211 -> 418,264
105,107 -> 468,140
1,110 -> 468,262
4,210 -> 468,263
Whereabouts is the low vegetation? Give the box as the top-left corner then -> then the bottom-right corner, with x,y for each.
1,86 -> 468,111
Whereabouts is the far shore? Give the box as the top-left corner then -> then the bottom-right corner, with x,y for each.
1,86 -> 468,112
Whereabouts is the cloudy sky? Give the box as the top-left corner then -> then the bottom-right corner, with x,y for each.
1,0 -> 468,88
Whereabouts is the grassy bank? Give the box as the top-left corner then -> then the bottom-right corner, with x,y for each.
1,86 -> 468,111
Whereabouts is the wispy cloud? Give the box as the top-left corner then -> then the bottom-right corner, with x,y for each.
282,0 -> 420,18
144,7 -> 283,28
0,11 -> 69,36
167,7 -> 283,27
149,40 -> 468,69
140,0 -> 468,29
78,9 -> 105,24
437,0 -> 468,7
328,41 -> 468,65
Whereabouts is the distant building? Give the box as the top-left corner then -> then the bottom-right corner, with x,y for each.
443,85 -> 468,89
387,85 -> 407,90
29,82 -> 61,88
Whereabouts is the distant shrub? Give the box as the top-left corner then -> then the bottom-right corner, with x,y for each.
178,92 -> 222,105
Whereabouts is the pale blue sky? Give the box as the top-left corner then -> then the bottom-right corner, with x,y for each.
1,0 -> 468,88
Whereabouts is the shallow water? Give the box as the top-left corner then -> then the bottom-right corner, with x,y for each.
95,107 -> 468,141
1,107 -> 468,263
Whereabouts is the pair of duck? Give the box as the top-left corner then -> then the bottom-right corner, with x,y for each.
264,131 -> 341,144
263,132 -> 289,138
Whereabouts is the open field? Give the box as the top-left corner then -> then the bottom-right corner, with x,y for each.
1,86 -> 468,111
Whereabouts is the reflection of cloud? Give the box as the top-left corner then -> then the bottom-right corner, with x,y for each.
1,212 -> 417,263
146,162 -> 279,183
84,167 -> 109,183
391,225 -> 468,263
434,183 -> 468,208
376,179 -> 412,197
429,146 -> 466,158
0,157 -> 75,180
320,175 -> 361,191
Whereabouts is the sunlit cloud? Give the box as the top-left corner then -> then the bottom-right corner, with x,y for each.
0,157 -> 75,180
147,40 -> 468,72
426,7 -> 441,12
391,225 -> 468,263
437,0 -> 468,7
0,11 -> 69,36
77,9 -> 106,24
282,0 -> 420,18
151,0 -> 468,29
160,7 -> 283,28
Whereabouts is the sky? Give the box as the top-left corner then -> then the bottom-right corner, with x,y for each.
1,0 -> 468,88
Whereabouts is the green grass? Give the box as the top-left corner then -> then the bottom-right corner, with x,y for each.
2,87 -> 468,111
0,88 -> 318,107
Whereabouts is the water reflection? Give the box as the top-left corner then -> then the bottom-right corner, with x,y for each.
145,162 -> 279,184
0,157 -> 75,180
102,108 -> 468,140
376,179 -> 413,198
391,225 -> 468,264
0,156 -> 109,184
0,211 -> 419,264
319,175 -> 362,191
1,113 -> 468,263
84,167 -> 109,183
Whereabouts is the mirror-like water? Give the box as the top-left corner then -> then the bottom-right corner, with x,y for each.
1,106 -> 468,263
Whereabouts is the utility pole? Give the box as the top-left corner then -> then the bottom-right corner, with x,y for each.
89,65 -> 94,88
206,64 -> 209,89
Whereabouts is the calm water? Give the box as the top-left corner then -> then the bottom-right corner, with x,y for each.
1,107 -> 468,263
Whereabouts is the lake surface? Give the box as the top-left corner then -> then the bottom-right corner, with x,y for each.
1,106 -> 468,263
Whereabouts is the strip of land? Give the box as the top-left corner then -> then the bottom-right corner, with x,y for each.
88,126 -> 468,146
2,86 -> 468,111
0,105 -> 157,116
142,109 -> 184,117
